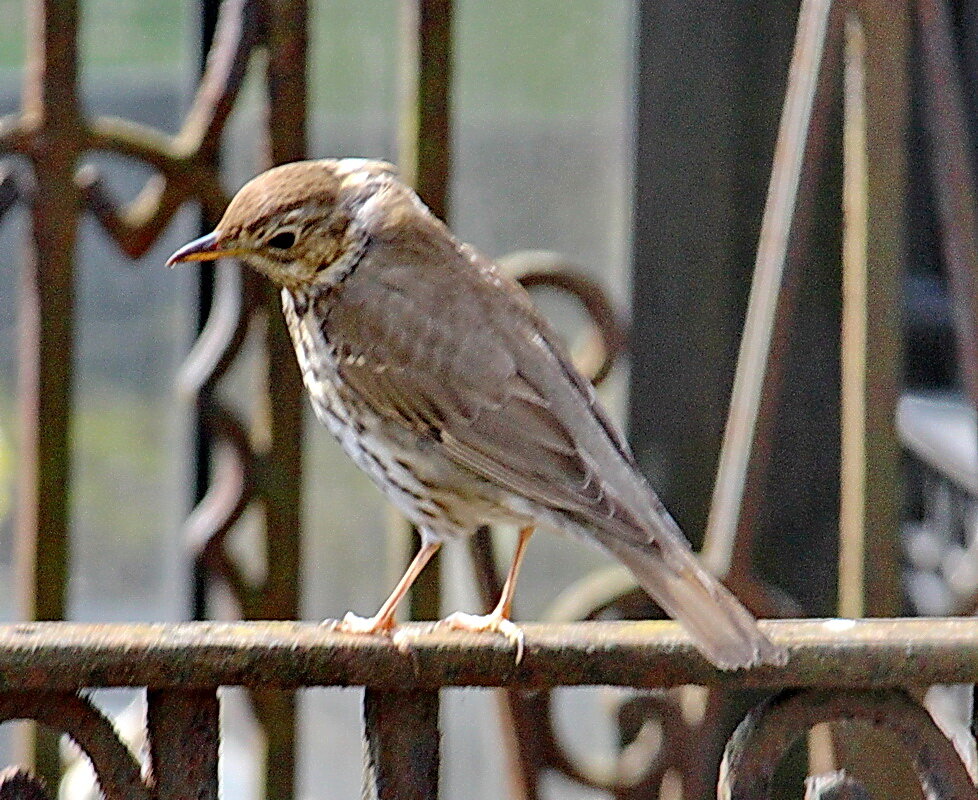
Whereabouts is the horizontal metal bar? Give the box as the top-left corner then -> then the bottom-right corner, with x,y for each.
0,619 -> 976,691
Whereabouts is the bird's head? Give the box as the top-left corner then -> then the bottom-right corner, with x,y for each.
167,158 -> 400,291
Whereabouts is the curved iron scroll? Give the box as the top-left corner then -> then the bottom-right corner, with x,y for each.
0,689 -> 220,800
2,0 -> 306,792
500,250 -> 628,386
0,0 -> 262,238
719,688 -> 978,799
0,693 -> 150,800
0,767 -> 51,800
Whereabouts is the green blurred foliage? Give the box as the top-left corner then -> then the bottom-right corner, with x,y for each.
456,0 -> 627,118
0,0 -> 626,118
0,0 -> 188,69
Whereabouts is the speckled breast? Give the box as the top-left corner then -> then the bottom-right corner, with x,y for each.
279,288 -> 502,540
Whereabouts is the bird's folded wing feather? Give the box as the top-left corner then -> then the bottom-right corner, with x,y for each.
325,251 -> 693,561
324,248 -> 791,670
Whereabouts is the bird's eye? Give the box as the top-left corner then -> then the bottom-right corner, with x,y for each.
267,230 -> 297,249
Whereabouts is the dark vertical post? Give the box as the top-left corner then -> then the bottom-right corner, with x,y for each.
190,0 -> 221,620
192,0 -> 224,623
398,0 -> 453,622
629,1 -> 793,541
915,0 -> 978,745
914,1 -> 978,412
833,4 -> 912,798
260,0 -> 306,622
254,2 -> 308,798
630,1 -> 843,614
147,689 -> 220,800
400,0 -> 453,218
699,0 -> 842,582
630,4 -> 840,796
363,689 -> 440,800
15,0 -> 82,785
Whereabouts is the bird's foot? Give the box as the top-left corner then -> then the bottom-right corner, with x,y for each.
332,611 -> 396,636
329,613 -> 430,656
440,611 -> 525,665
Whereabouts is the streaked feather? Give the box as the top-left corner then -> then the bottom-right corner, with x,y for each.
199,159 -> 785,669
319,195 -> 785,669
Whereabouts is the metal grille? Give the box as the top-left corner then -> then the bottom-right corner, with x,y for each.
2,619 -> 978,798
3,0 -> 978,797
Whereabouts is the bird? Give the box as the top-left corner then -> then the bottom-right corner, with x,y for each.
167,158 -> 786,670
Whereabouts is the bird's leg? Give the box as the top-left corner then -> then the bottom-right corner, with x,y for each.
441,525 -> 534,662
337,539 -> 441,635
490,524 -> 534,619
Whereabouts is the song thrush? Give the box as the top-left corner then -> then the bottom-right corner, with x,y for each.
168,158 -> 785,669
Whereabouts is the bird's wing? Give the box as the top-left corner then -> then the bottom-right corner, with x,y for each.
325,246 -> 785,669
325,249 -> 664,547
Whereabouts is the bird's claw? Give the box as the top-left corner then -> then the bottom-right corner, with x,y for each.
440,611 -> 525,665
391,623 -> 439,655
325,615 -> 432,658
325,610 -> 527,664
332,611 -> 396,635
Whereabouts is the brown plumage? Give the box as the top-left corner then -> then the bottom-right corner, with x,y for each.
168,158 -> 785,669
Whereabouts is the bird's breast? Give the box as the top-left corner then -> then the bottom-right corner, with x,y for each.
280,288 -> 495,537
282,289 -> 354,433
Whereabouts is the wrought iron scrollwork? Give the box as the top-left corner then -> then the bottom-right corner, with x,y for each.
0,767 -> 50,800
501,250 -> 628,386
719,688 -> 978,800
0,688 -> 220,799
2,0 -> 305,791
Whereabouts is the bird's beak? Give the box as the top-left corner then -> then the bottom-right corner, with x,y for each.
166,231 -> 246,267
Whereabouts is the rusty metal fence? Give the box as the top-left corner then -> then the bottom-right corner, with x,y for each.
1,619 -> 978,799
3,0 -> 978,797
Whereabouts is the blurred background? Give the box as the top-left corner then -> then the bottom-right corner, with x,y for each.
1,0 -> 976,798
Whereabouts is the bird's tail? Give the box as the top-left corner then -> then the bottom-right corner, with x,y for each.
594,532 -> 787,670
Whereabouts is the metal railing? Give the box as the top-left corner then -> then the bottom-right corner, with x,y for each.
2,619 -> 978,798
3,0 -> 978,796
